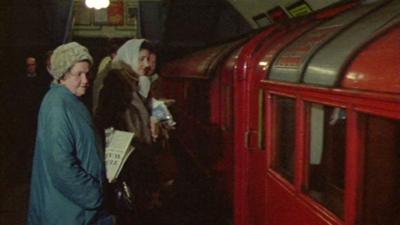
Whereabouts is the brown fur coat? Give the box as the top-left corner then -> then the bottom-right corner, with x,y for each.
95,61 -> 153,145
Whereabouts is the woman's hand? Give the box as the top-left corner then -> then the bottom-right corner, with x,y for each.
150,116 -> 160,141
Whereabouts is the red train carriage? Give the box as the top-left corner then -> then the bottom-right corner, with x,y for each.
160,1 -> 400,225
160,38 -> 247,217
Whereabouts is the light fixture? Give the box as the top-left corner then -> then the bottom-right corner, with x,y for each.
85,0 -> 110,10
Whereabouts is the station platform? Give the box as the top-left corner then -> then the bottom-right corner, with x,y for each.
0,138 -> 232,225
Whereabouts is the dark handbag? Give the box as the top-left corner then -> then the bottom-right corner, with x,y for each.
107,180 -> 135,212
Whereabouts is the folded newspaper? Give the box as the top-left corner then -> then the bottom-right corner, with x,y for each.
105,128 -> 135,183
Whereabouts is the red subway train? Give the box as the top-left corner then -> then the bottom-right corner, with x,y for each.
159,1 -> 400,225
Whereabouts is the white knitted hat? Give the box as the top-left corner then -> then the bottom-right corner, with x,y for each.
50,42 -> 93,80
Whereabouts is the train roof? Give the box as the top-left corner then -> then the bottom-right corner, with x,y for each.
161,0 -> 400,95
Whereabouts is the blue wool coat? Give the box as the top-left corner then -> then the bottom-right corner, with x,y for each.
28,84 -> 112,225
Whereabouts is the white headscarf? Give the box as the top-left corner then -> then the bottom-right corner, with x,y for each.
138,76 -> 151,98
113,39 -> 145,75
113,38 -> 158,98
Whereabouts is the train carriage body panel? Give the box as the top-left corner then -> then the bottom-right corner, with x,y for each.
160,1 -> 400,225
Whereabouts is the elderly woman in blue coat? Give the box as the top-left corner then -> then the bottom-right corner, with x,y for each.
27,42 -> 114,225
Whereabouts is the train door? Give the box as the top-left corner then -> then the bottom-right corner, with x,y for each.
236,18 -> 321,225
244,66 -> 267,225
209,49 -> 238,217
245,16 -> 324,225
244,26 -> 298,225
218,54 -> 235,207
233,24 -> 280,225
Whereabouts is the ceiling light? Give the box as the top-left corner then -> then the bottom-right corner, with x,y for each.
85,0 -> 110,10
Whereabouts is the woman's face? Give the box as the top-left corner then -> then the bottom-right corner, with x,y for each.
147,53 -> 157,76
137,49 -> 151,76
60,61 -> 90,97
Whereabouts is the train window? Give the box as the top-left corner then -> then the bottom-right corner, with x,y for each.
223,85 -> 233,130
271,95 -> 296,183
304,104 -> 346,219
186,82 -> 211,123
360,114 -> 400,225
258,89 -> 265,149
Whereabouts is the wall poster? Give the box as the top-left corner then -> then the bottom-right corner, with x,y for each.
267,6 -> 289,23
108,1 -> 124,25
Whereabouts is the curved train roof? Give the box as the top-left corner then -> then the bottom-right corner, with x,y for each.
161,0 -> 400,95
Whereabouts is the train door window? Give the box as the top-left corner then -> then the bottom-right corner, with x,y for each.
187,82 -> 210,123
258,89 -> 265,149
271,95 -> 296,183
304,103 -> 346,219
360,114 -> 400,225
223,85 -> 233,130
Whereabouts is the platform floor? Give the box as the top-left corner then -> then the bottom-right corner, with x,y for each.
0,138 -> 232,225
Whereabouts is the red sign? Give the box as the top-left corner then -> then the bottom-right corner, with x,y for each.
108,1 -> 124,25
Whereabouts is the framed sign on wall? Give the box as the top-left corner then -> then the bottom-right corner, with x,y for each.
286,0 -> 313,17
94,8 -> 108,25
253,13 -> 272,27
116,1 -> 140,33
126,5 -> 138,26
74,2 -> 92,26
